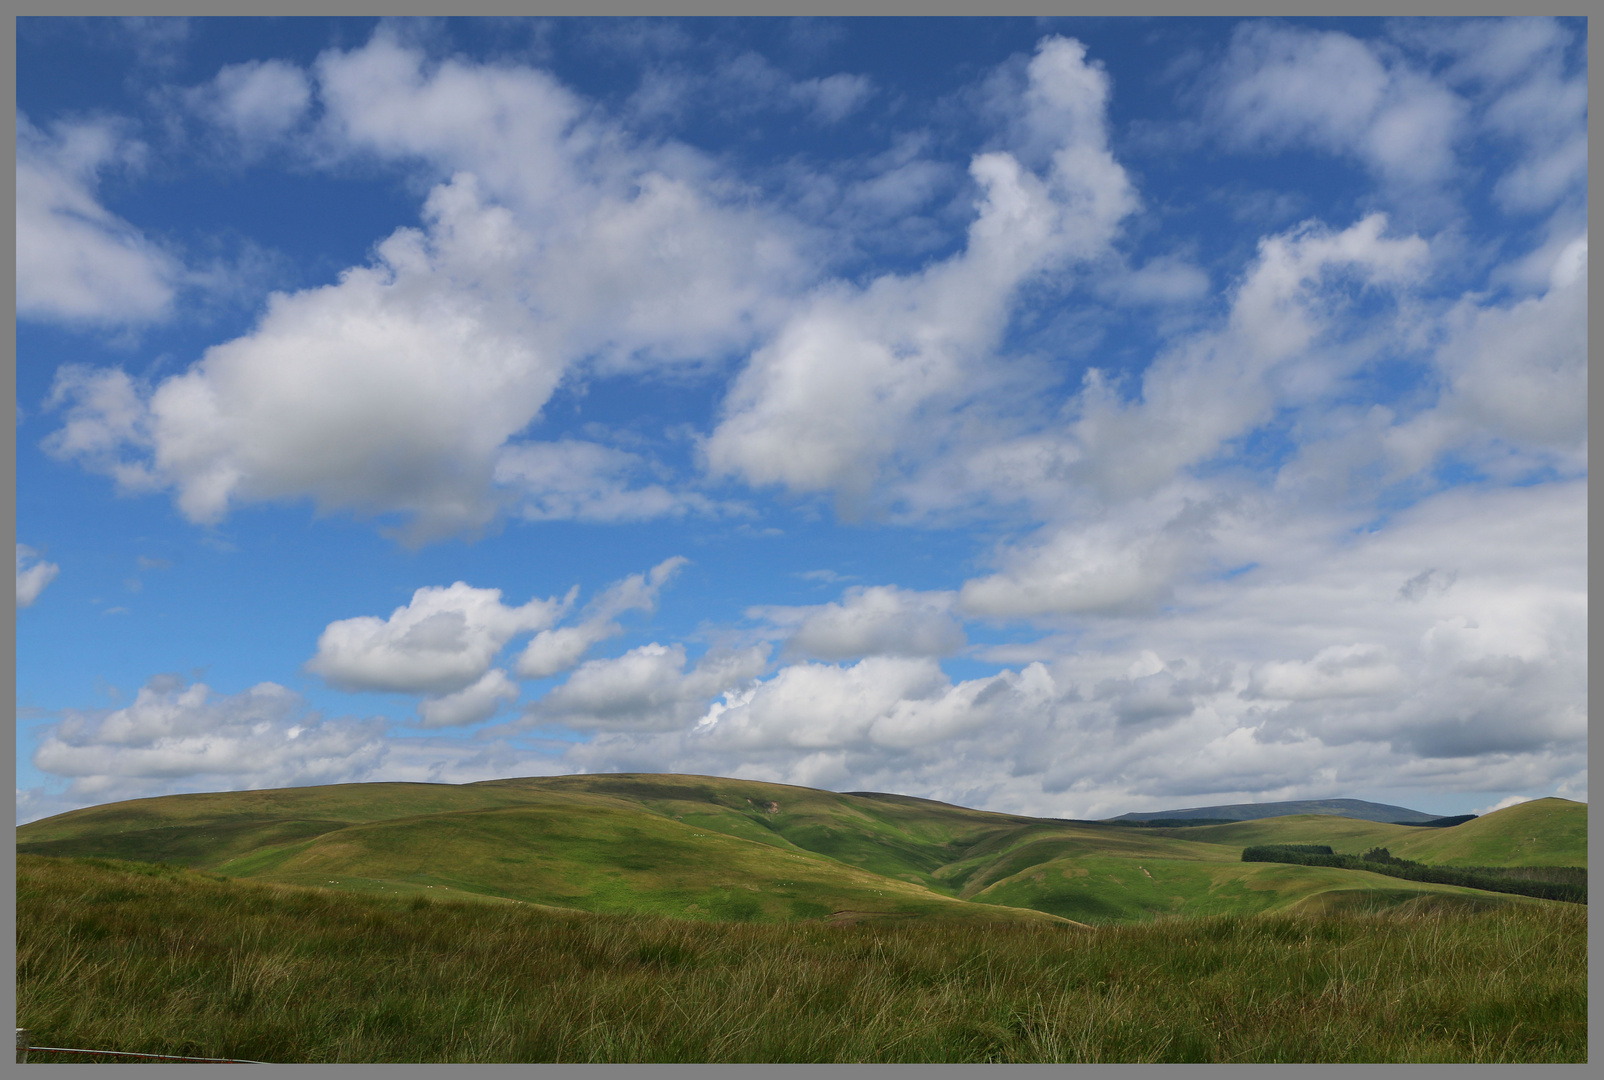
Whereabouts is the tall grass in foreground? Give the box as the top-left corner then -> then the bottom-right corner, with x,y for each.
18,855 -> 1585,1063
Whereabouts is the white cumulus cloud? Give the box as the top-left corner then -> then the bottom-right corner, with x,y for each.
43,29 -> 817,540
1414,17 -> 1586,213
416,668 -> 521,728
187,58 -> 312,148
704,35 -> 1136,504
959,508 -> 1196,618
1382,249 -> 1587,482
1246,644 -> 1407,701
308,581 -> 568,695
16,115 -> 179,325
31,675 -> 388,806
1068,213 -> 1427,503
554,477 -> 1585,819
1208,22 -> 1467,191
689,657 -> 1039,754
762,585 -> 966,661
530,641 -> 769,732
48,176 -> 567,541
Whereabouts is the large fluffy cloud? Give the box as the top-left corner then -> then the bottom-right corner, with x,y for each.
1066,212 -> 1427,502
310,31 -> 818,372
43,31 -> 816,540
958,499 -> 1204,619
47,177 -> 568,540
1245,644 -> 1406,702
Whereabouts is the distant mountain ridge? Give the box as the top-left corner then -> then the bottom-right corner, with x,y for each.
1107,798 -> 1440,824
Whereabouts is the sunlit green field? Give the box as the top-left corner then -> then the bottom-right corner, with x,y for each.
17,854 -> 1585,1064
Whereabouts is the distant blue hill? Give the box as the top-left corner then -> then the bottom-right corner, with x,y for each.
1107,798 -> 1439,824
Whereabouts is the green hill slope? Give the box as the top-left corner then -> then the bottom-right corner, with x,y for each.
1388,798 -> 1587,866
1151,816 -> 1427,853
1158,798 -> 1587,868
237,800 -> 1064,925
17,775 -> 1581,925
12,781 -> 562,865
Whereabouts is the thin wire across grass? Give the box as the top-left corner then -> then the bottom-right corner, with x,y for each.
16,855 -> 1586,1063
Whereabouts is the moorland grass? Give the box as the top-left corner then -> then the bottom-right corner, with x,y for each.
17,854 -> 1585,1063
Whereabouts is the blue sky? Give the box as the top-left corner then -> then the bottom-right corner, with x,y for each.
15,16 -> 1587,823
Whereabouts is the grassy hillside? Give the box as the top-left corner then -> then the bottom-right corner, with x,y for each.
1163,799 -> 1587,868
1389,799 -> 1587,866
17,775 -> 1068,925
17,854 -> 1586,1063
17,775 -> 1584,926
12,781 -> 566,866
482,774 -> 1021,890
966,855 -> 1540,925
229,801 -> 1063,925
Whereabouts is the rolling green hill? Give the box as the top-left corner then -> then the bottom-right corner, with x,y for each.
1388,798 -> 1587,866
1154,798 -> 1587,868
16,775 -> 1583,925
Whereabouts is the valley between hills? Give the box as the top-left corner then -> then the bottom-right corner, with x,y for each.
16,773 -> 1586,925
